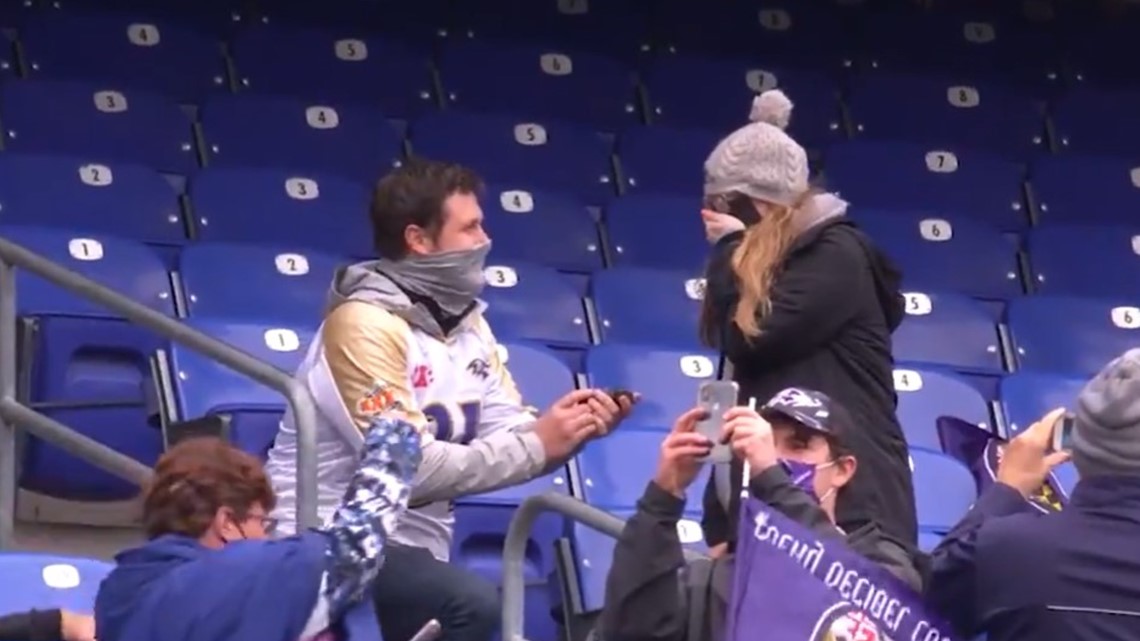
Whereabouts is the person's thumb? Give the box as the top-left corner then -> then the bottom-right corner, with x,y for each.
554,388 -> 596,408
1044,450 -> 1072,470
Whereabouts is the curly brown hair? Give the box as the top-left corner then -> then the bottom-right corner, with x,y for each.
141,437 -> 276,539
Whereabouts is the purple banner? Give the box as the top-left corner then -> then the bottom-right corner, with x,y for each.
727,498 -> 960,641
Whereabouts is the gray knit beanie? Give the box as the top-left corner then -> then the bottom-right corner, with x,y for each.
1072,348 -> 1140,478
702,89 -> 809,206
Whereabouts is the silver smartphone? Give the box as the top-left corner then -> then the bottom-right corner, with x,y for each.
1052,411 -> 1076,452
695,380 -> 739,463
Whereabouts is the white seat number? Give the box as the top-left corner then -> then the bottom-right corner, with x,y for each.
1111,306 -> 1140,330
679,355 -> 714,378
514,123 -> 548,146
78,163 -> 113,187
893,369 -> 924,392
484,266 -> 519,288
68,238 -> 104,261
903,292 -> 933,316
305,106 -> 340,129
274,253 -> 310,275
500,190 -> 535,213
264,329 -> 301,352
925,151 -> 958,173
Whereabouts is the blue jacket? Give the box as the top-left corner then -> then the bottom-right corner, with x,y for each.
927,475 -> 1140,641
96,532 -> 330,641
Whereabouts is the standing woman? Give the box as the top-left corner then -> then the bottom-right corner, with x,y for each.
696,89 -> 919,567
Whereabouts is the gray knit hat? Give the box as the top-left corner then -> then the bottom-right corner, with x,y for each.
702,89 -> 809,206
1072,348 -> 1140,477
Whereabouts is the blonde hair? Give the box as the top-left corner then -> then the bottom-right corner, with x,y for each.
731,190 -> 816,339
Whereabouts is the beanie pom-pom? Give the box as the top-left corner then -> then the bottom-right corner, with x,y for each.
749,89 -> 793,130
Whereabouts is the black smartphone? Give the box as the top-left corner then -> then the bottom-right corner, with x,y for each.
604,388 -> 638,405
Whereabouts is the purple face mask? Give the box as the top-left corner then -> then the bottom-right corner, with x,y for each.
779,458 -> 837,503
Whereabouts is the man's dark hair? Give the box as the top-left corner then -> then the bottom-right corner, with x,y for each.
369,159 -> 484,259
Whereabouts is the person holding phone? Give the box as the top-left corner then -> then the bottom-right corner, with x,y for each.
926,348 -> 1140,641
695,89 -> 917,569
598,388 -> 919,641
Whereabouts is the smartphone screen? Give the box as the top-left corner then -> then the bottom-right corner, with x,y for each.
695,381 -> 739,463
1052,412 -> 1075,452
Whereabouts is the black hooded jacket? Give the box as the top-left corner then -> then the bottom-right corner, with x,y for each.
699,213 -> 918,557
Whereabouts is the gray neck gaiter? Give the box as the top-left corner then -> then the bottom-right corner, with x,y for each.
376,241 -> 492,317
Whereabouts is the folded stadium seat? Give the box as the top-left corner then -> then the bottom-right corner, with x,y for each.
188,167 -> 372,257
161,318 -> 315,456
892,291 -> 1003,374
198,94 -> 403,185
828,141 -> 1027,231
451,0 -> 650,61
571,428 -> 710,611
2,226 -> 173,500
584,343 -> 718,430
480,261 -> 589,347
642,54 -> 843,148
1066,21 -> 1140,89
1028,224 -> 1140,299
1030,155 -> 1140,225
918,530 -> 943,553
999,371 -> 1084,437
437,40 -> 639,133
605,194 -> 706,272
847,72 -> 1045,158
453,341 -> 575,641
482,186 -> 602,272
853,210 -> 1021,299
858,10 -> 1063,97
0,79 -> 198,175
892,366 -> 991,450
230,23 -> 436,120
250,0 -> 448,48
0,554 -> 111,617
409,111 -> 616,205
19,10 -> 227,103
0,32 -> 14,78
651,0 -> 849,68
0,0 -> 32,30
50,0 -> 247,36
0,153 -> 185,246
616,125 -> 723,196
179,242 -> 346,324
1052,86 -> 1140,157
591,267 -> 704,349
909,446 -> 976,533
1006,295 -> 1140,377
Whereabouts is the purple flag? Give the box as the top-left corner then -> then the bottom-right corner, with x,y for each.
727,498 -> 961,641
936,416 -> 1067,513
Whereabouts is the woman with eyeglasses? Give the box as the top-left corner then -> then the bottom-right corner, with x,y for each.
94,414 -> 423,641
695,89 -> 920,580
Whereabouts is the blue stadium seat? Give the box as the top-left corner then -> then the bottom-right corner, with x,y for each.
165,318 -> 316,456
230,24 -> 435,119
860,11 -> 1062,95
576,428 -> 710,509
829,141 -> 1027,231
999,371 -> 1084,437
910,446 -> 977,533
893,291 -> 1003,373
179,243 -> 345,324
584,343 -> 718,430
52,0 -> 246,35
0,153 -> 184,246
0,32 -> 14,77
199,94 -> 402,184
188,167 -> 372,257
642,54 -> 842,147
20,10 -> 226,102
410,111 -> 615,205
918,530 -> 943,553
1053,86 -> 1140,157
1030,155 -> 1140,225
437,40 -> 638,132
893,366 -> 991,450
617,126 -> 722,196
591,267 -> 703,348
1067,22 -> 1140,88
4,226 -> 173,500
451,0 -> 649,60
1028,224 -> 1140,299
854,211 -> 1021,299
848,73 -> 1044,158
651,1 -> 848,67
605,194 -> 706,272
1007,296 -> 1140,376
250,0 -> 447,47
0,554 -> 111,616
482,186 -> 602,272
480,261 -> 588,347
496,341 -> 576,410
0,79 -> 197,174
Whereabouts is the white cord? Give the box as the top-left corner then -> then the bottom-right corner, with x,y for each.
741,397 -> 757,496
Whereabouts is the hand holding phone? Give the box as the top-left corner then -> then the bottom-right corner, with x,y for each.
1051,411 -> 1075,452
694,380 -> 739,463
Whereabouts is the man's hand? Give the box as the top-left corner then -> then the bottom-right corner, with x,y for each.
61,611 -> 96,641
532,389 -> 605,460
582,389 -> 638,438
997,407 -> 1072,498
653,407 -> 713,498
724,407 -> 778,475
701,209 -> 746,244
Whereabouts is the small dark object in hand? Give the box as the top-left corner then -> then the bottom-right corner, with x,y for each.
605,388 -> 638,405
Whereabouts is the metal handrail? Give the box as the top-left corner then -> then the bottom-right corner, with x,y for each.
0,236 -> 321,548
501,492 -> 626,641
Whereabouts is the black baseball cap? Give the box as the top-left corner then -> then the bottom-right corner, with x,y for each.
759,387 -> 854,437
